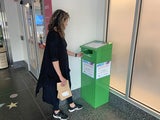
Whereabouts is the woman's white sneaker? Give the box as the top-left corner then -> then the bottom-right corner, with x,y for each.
68,103 -> 83,112
53,110 -> 69,120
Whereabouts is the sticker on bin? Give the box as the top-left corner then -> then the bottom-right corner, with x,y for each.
82,59 -> 94,78
96,61 -> 111,79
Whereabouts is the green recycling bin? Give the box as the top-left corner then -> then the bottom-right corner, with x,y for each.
80,40 -> 112,108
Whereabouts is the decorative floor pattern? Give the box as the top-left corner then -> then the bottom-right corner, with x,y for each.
0,67 -> 159,120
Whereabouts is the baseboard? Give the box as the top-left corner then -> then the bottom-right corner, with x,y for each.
12,60 -> 28,69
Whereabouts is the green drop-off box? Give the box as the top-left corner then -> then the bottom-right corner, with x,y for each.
80,40 -> 112,108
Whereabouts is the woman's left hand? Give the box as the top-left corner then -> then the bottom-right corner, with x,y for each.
76,52 -> 83,57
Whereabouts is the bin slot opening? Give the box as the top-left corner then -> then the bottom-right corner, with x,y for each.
83,49 -> 93,55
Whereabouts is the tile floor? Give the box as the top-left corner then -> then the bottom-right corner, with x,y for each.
0,67 -> 158,120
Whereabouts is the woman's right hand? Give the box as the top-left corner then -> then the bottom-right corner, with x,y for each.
59,76 -> 67,86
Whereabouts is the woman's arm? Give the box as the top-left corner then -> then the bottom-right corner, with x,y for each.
52,61 -> 67,86
67,50 -> 75,56
67,50 -> 83,57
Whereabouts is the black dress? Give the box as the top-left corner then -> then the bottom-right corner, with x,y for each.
35,30 -> 71,107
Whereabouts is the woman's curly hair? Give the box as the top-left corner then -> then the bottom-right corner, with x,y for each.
48,9 -> 69,38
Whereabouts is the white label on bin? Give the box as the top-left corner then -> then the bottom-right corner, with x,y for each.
82,59 -> 94,78
96,61 -> 111,79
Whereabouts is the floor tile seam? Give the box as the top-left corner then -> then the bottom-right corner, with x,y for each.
21,74 -> 48,120
27,71 -> 38,82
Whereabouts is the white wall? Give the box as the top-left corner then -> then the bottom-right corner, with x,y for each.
4,0 -> 26,62
52,0 -> 106,90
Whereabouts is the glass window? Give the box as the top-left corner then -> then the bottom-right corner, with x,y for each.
33,0 -> 45,71
130,0 -> 160,112
107,0 -> 136,93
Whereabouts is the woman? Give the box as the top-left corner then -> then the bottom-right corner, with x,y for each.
36,9 -> 83,120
